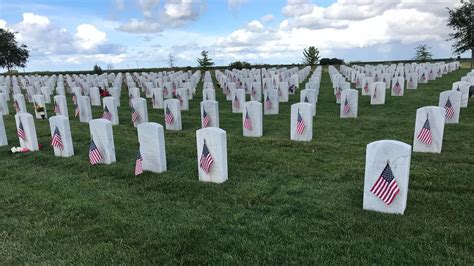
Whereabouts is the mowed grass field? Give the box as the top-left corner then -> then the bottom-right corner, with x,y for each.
1,67 -> 473,264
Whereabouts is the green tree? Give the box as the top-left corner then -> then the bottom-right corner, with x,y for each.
93,64 -> 103,74
229,61 -> 251,70
413,44 -> 433,61
197,50 -> 214,69
447,2 -> 473,69
0,29 -> 30,73
302,46 -> 320,66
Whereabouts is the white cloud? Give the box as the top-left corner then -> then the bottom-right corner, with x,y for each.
261,14 -> 275,23
0,19 -> 7,29
74,24 -> 107,50
282,0 -> 313,17
228,0 -> 247,11
137,0 -> 161,18
118,18 -> 162,33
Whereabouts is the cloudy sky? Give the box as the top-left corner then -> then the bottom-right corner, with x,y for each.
0,0 -> 466,71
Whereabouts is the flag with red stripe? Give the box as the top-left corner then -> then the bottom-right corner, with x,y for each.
370,162 -> 400,205
51,126 -> 64,150
200,140 -> 214,175
417,116 -> 433,145
89,139 -> 103,165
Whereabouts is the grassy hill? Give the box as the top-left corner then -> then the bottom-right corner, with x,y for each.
0,67 -> 472,264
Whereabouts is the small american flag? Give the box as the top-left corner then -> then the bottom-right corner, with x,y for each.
304,96 -> 309,103
200,140 -> 214,175
177,94 -> 183,107
278,88 -> 282,96
131,106 -> 139,123
202,108 -> 210,128
336,89 -> 341,100
233,95 -> 240,109
14,100 -> 20,112
370,162 -> 400,205
421,72 -> 426,81
54,101 -> 60,114
74,104 -> 80,117
408,78 -> 413,89
135,150 -> 143,176
444,98 -> 455,120
456,86 -> 460,92
363,82 -> 369,93
51,126 -> 64,150
372,87 -> 377,99
296,109 -> 305,135
163,86 -> 169,96
172,84 -> 177,97
417,115 -> 433,145
251,87 -> 256,97
102,105 -> 112,121
89,139 -> 103,165
165,105 -> 174,125
288,84 -> 295,93
72,94 -> 77,104
17,120 -> 26,141
151,93 -> 156,106
265,94 -> 272,110
356,78 -> 360,87
393,81 -> 401,94
343,97 -> 351,115
243,109 -> 252,130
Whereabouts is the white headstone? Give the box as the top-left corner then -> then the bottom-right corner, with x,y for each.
406,74 -> 418,90
15,112 -> 39,151
439,90 -> 461,124
370,82 -> 386,105
102,97 -> 119,125
263,89 -> 279,115
300,89 -> 316,116
412,106 -> 445,153
13,94 -> 27,113
89,119 -> 116,164
203,89 -> 215,101
0,93 -> 9,115
361,77 -> 373,96
77,96 -> 92,123
201,100 -> 219,128
231,89 -> 245,113
340,89 -> 358,118
250,82 -> 262,102
290,102 -> 312,141
33,95 -> 47,119
363,140 -> 411,215
137,122 -> 167,173
391,77 -> 405,96
49,115 -> 74,157
243,101 -> 262,137
151,88 -> 164,109
452,81 -> 470,108
131,98 -> 148,127
277,82 -> 289,102
196,127 -> 228,183
176,88 -> 189,111
163,99 -> 182,130
40,86 -> 52,104
89,87 -> 101,106
0,115 -> 7,146
53,95 -> 69,117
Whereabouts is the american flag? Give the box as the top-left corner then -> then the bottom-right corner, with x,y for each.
363,82 -> 369,93
289,84 -> 295,93
14,100 -> 20,112
17,119 -> 26,141
243,109 -> 252,130
343,97 -> 351,115
456,86 -> 460,92
444,98 -> 455,120
421,72 -> 426,81
131,106 -> 139,123
408,78 -> 413,89
172,84 -> 177,97
233,94 -> 240,109
393,81 -> 401,94
50,126 -> 64,150
251,87 -> 256,97
89,139 -> 103,165
163,86 -> 169,96
372,87 -> 377,99
265,94 -> 272,110
370,162 -> 400,205
304,96 -> 309,103
72,94 -> 77,104
177,94 -> 183,107
278,88 -> 282,96
202,108 -> 210,128
199,140 -> 214,175
417,116 -> 433,145
296,109 -> 305,135
165,105 -> 174,125
74,104 -> 80,117
135,150 -> 144,176
336,89 -> 341,100
54,101 -> 60,114
102,105 -> 112,121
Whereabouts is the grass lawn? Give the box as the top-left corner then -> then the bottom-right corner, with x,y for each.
0,67 -> 473,264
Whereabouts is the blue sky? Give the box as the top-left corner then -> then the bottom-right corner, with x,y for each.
0,0 -> 467,71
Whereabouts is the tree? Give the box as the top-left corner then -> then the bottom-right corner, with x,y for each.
229,61 -> 251,70
197,50 -> 214,69
413,44 -> 433,61
0,29 -> 30,73
93,64 -> 103,74
302,46 -> 320,66
447,2 -> 473,69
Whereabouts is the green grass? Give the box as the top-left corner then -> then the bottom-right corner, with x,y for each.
1,67 -> 473,264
